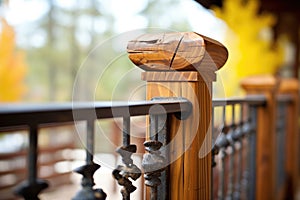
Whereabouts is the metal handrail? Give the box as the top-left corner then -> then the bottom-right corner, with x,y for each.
213,94 -> 267,107
277,94 -> 294,103
0,97 -> 193,200
0,98 -> 192,130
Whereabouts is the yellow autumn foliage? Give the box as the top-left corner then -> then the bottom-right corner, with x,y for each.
213,0 -> 284,96
0,18 -> 27,101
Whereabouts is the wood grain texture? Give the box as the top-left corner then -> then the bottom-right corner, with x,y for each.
142,71 -> 200,82
241,75 -> 278,200
145,81 -> 185,200
182,81 -> 212,200
145,71 -> 212,200
141,70 -> 216,82
127,32 -> 228,72
130,32 -> 225,199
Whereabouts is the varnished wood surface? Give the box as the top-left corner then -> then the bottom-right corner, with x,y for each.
128,32 -> 228,71
144,71 -> 212,199
278,78 -> 299,92
130,32 -> 225,199
141,70 -> 217,82
142,71 -> 200,82
240,75 -> 278,91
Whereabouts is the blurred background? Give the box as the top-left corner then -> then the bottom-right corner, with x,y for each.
1,0 -> 297,102
0,0 -> 299,199
0,0 -> 225,102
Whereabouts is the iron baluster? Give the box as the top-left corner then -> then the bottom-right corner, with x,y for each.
123,116 -> 130,146
276,102 -> 286,190
241,109 -> 251,199
0,98 -> 192,199
247,105 -> 257,200
235,136 -> 243,199
232,104 -> 244,199
215,132 -> 230,200
225,104 -> 236,199
218,147 -> 227,200
211,108 -> 220,169
112,117 -> 142,200
215,106 -> 228,200
142,114 -> 166,200
14,124 -> 48,200
73,119 -> 106,200
156,114 -> 169,200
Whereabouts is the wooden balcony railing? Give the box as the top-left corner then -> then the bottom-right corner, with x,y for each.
212,95 -> 267,200
0,32 -> 299,200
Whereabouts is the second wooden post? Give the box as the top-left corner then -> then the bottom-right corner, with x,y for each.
241,75 -> 278,200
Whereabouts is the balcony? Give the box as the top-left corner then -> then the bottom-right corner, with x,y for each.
0,32 -> 299,200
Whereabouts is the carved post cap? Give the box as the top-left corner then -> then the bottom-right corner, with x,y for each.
240,75 -> 278,92
127,32 -> 228,72
278,78 -> 299,93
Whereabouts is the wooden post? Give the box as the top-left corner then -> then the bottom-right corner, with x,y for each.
127,32 -> 228,199
241,75 -> 278,200
278,78 -> 299,198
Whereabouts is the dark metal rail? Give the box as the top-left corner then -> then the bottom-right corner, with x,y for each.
0,97 -> 192,200
0,98 -> 192,129
0,93 -> 293,199
277,94 -> 294,103
212,94 -> 267,107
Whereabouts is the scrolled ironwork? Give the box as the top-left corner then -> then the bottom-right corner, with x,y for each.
112,145 -> 142,200
142,140 -> 166,200
72,163 -> 107,200
14,180 -> 48,200
14,125 -> 49,200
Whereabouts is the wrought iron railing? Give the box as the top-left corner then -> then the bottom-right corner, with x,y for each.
0,92 -> 297,200
0,98 -> 192,200
212,95 -> 266,200
0,32 -> 299,200
275,94 -> 293,195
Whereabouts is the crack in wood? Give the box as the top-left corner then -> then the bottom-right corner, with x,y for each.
169,35 -> 184,69
138,39 -> 159,44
